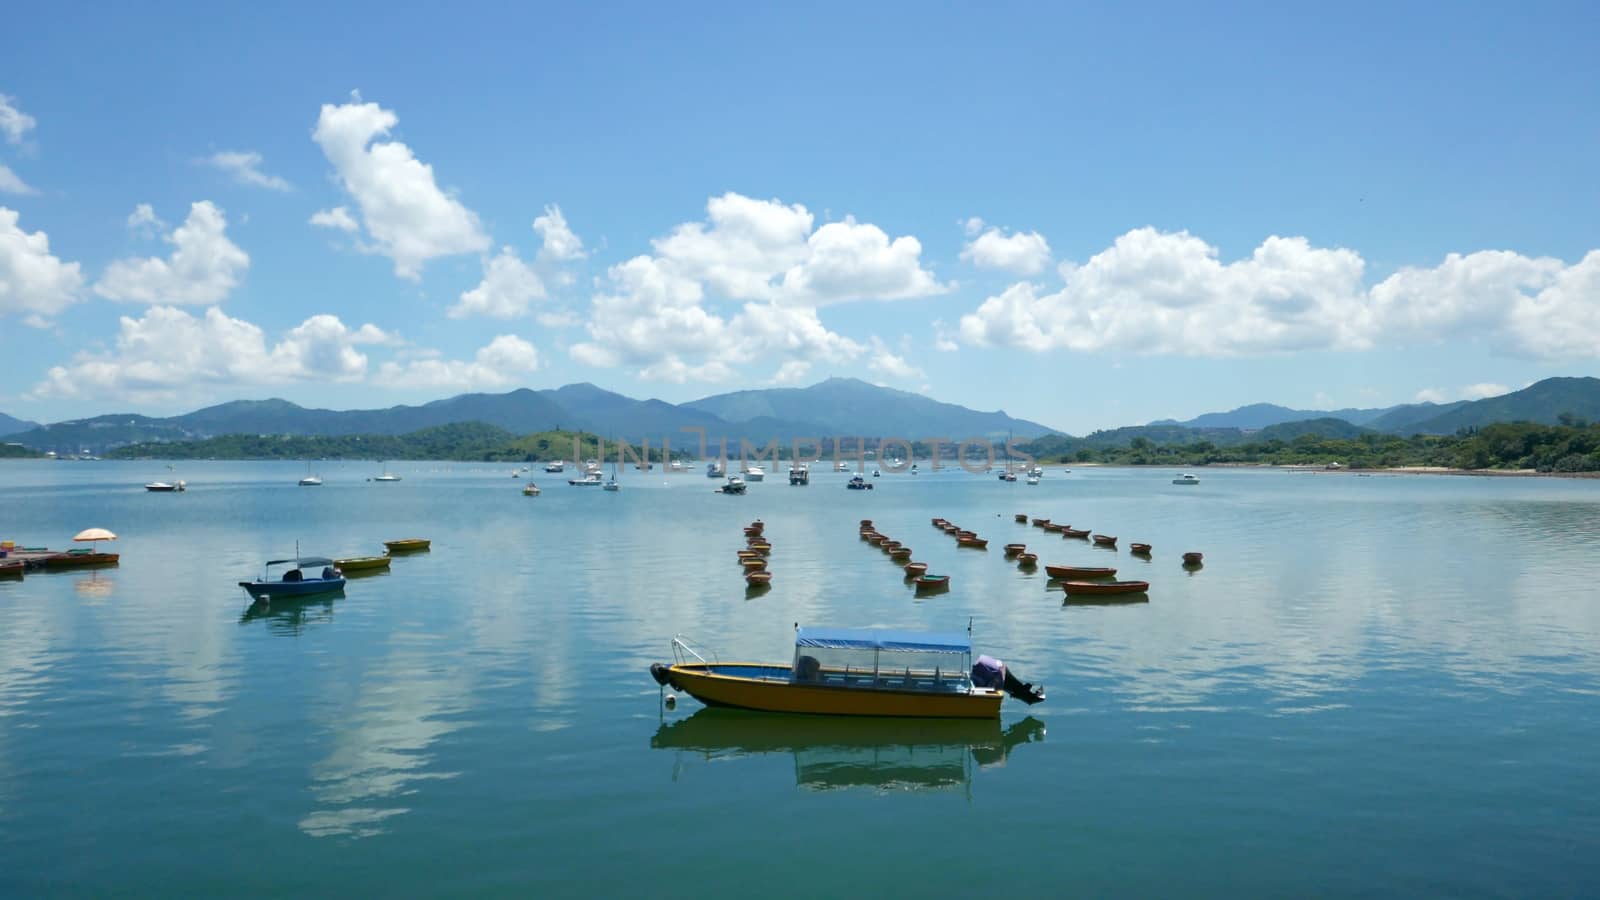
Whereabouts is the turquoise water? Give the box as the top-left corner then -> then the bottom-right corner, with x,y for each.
1,460 -> 1597,895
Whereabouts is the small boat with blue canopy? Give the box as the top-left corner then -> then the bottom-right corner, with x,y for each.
651,626 -> 1043,719
238,556 -> 345,600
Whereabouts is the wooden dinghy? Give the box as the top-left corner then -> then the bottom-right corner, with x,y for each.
1031,518 -> 1050,527
1003,543 -> 1026,557
903,561 -> 928,577
956,536 -> 988,549
1062,579 -> 1149,597
745,570 -> 772,586
1183,552 -> 1204,564
1014,514 -> 1028,523
1045,564 -> 1117,579
1060,528 -> 1090,539
741,558 -> 769,572
1017,553 -> 1039,567
914,574 -> 951,592
383,538 -> 431,554
1091,534 -> 1117,547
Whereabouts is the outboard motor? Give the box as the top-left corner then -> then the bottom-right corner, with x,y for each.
972,655 -> 1045,705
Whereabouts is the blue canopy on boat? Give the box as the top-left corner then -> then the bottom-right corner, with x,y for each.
264,557 -> 336,568
795,627 -> 970,654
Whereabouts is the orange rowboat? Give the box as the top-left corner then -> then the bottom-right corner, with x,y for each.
1045,564 -> 1117,579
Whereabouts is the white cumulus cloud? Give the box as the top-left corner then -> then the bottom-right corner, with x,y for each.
30,307 -> 384,402
1460,383 -> 1510,400
94,201 -> 249,305
0,94 -> 35,145
312,95 -> 489,279
126,203 -> 167,236
376,334 -> 541,389
958,228 -> 1600,362
960,225 -> 1052,275
533,204 -> 585,263
309,206 -> 359,232
960,229 -> 1371,356
868,335 -> 924,380
201,150 -> 291,191
449,246 -> 547,319
0,164 -> 34,196
569,192 -> 940,382
0,207 -> 84,321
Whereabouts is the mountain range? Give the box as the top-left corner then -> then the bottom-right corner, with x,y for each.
1148,378 -> 1600,436
7,376 -> 1597,456
2,378 -> 1055,454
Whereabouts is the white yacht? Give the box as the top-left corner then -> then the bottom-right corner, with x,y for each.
706,461 -> 725,478
788,464 -> 809,485
834,461 -> 850,472
669,460 -> 687,473
582,458 -> 603,476
1173,473 -> 1200,485
742,463 -> 766,482
569,472 -> 604,486
544,460 -> 567,473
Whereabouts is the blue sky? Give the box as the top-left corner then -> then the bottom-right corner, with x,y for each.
3,1 -> 1598,433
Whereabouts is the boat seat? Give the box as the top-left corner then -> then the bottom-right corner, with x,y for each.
322,567 -> 337,579
282,569 -> 302,582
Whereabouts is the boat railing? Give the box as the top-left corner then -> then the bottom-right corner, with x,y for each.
671,635 -> 718,667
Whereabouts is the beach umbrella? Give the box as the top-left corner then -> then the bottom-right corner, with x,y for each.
73,527 -> 117,553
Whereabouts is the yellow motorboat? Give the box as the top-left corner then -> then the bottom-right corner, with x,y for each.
383,538 -> 430,554
334,556 -> 391,573
650,627 -> 1044,719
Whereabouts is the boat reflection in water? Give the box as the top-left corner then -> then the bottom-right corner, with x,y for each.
238,592 -> 341,636
651,709 -> 1045,792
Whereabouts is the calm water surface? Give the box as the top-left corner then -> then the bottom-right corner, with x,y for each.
1,461 -> 1597,896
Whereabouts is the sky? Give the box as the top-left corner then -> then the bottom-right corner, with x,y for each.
2,1 -> 1598,434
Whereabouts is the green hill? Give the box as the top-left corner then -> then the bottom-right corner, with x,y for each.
1401,377 -> 1600,434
